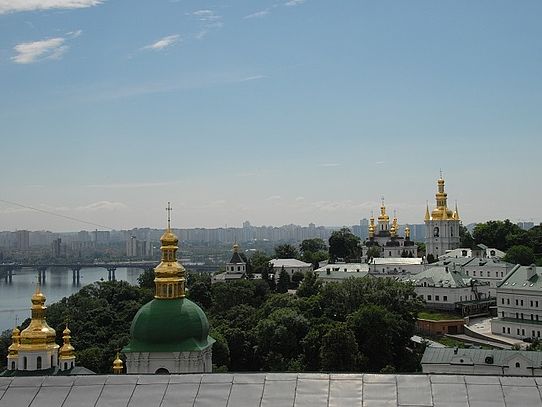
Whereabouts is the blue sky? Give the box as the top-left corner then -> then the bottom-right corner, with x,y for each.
0,0 -> 541,231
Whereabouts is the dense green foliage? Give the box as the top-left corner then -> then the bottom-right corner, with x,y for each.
300,238 -> 329,266
1,267 -> 424,374
328,228 -> 361,262
459,224 -> 474,248
472,220 -> 542,264
503,245 -> 536,266
274,244 -> 299,259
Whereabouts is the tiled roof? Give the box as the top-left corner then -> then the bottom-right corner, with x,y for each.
1,373 -> 542,406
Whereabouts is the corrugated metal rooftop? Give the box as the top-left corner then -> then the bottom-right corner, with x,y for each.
1,373 -> 542,406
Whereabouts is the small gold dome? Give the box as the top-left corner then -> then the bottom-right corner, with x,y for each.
160,229 -> 178,245
113,352 -> 123,374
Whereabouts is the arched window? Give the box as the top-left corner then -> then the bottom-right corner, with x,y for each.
37,356 -> 42,370
23,357 -> 27,370
51,355 -> 54,367
11,361 -> 15,370
155,368 -> 170,375
515,362 -> 521,368
64,362 -> 68,370
71,362 -> 74,368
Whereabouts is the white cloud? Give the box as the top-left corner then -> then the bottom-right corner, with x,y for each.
191,9 -> 222,22
244,9 -> 270,19
143,34 -> 180,51
86,181 -> 180,189
265,195 -> 282,201
76,201 -> 127,212
12,37 -> 67,64
239,75 -> 267,82
0,0 -> 103,14
285,0 -> 305,6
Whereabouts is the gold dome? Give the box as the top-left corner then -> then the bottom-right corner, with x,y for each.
8,327 -> 20,356
427,176 -> 456,221
59,324 -> 75,360
405,225 -> 411,239
113,352 -> 123,374
19,286 -> 57,351
154,202 -> 186,299
378,198 -> 389,222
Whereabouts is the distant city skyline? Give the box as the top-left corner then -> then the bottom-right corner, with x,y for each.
1,1 -> 541,231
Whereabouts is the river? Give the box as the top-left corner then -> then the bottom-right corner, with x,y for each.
0,267 -> 143,333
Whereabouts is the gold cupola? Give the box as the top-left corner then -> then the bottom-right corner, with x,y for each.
59,324 -> 75,369
452,202 -> 460,220
113,352 -> 123,374
378,198 -> 389,223
390,211 -> 398,237
7,326 -> 21,368
430,176 -> 454,220
368,215 -> 375,238
19,285 -> 58,352
154,202 -> 186,299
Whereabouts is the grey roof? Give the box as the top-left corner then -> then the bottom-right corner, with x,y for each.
228,251 -> 245,265
422,346 -> 542,367
316,269 -> 370,281
404,266 -> 483,288
498,265 -> 541,291
1,373 -> 542,406
439,257 -> 515,269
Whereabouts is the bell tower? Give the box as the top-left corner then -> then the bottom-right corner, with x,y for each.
425,175 -> 460,260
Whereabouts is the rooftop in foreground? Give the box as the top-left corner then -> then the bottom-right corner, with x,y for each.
1,372 -> 542,406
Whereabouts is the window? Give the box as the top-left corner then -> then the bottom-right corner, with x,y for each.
522,329 -> 525,336
532,314 -> 534,320
473,271 -> 476,276
507,298 -> 510,305
521,313 -> 524,319
537,315 -> 540,321
51,355 -> 53,367
443,296 -> 448,302
11,361 -> 15,370
501,272 -> 504,277
502,298 -> 505,304
516,313 -> 519,319
516,362 -> 521,368
516,299 -> 519,306
537,301 -> 539,308
507,327 -> 510,334
502,327 -> 506,333
517,328 -> 520,335
23,357 -> 27,370
480,271 -> 483,277
531,301 -> 534,307
427,295 -> 432,301
533,330 -> 536,337
435,295 -> 440,301
466,271 -> 469,275
502,312 -> 505,317
538,331 -> 541,338
237,266 -> 240,271
521,300 -> 524,306
64,362 -> 68,370
37,356 -> 42,370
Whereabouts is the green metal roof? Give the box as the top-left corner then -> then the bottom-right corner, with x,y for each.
422,346 -> 542,367
498,265 -> 541,291
123,298 -> 214,353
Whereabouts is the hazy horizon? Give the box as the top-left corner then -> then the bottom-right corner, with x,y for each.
1,1 -> 541,231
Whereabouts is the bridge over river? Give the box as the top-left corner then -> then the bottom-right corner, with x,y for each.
0,262 -> 219,284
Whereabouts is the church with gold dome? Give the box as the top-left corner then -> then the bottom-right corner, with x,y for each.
362,199 -> 417,258
1,285 -> 91,376
424,175 -> 461,259
122,203 -> 215,374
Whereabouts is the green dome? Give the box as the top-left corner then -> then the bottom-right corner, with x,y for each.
123,298 -> 214,353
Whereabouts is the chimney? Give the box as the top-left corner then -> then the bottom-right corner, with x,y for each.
527,264 -> 537,280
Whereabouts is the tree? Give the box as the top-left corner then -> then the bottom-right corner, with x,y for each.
320,322 -> 362,372
366,246 -> 380,259
249,251 -> 272,274
137,268 -> 155,289
276,269 -> 290,293
504,245 -> 536,266
329,228 -> 361,262
296,271 -> 322,298
300,238 -> 327,254
188,280 -> 212,309
274,244 -> 299,259
291,271 -> 305,288
472,220 -> 524,251
426,253 -> 436,264
459,224 -> 474,248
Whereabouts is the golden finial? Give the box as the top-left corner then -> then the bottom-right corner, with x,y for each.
113,352 -> 123,374
452,201 -> 460,220
7,326 -> 21,357
405,225 -> 411,239
233,242 -> 239,253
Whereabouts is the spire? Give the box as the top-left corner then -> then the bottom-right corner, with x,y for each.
154,202 -> 186,299
166,201 -> 172,230
113,352 -> 123,374
425,202 -> 431,221
453,201 -> 460,220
